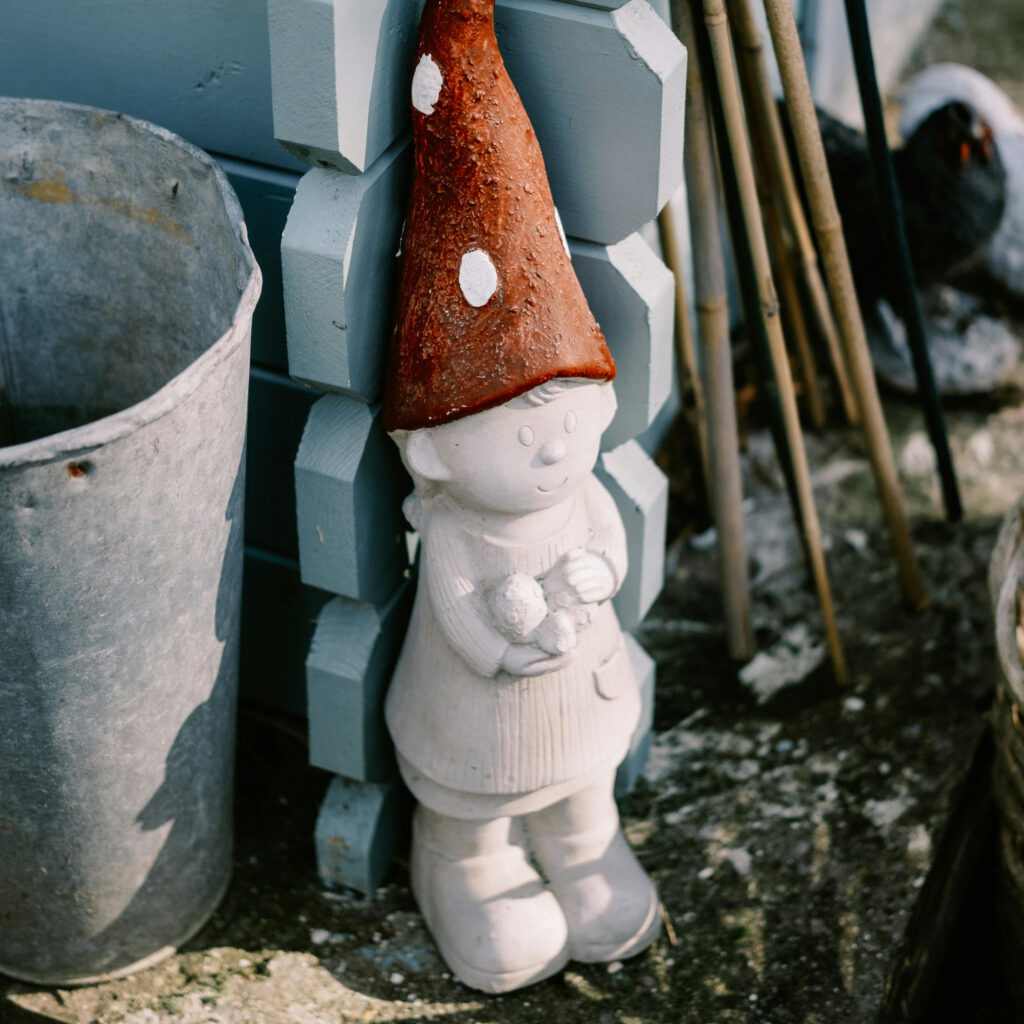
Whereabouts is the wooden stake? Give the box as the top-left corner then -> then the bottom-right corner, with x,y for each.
657,201 -> 712,497
729,10 -> 826,432
674,0 -> 756,663
761,0 -> 928,611
698,0 -> 848,684
726,0 -> 859,427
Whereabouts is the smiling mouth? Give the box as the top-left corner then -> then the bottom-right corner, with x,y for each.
537,477 -> 568,493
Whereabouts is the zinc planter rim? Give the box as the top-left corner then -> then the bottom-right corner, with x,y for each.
0,97 -> 262,471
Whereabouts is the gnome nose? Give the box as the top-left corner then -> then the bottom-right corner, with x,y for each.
539,439 -> 566,465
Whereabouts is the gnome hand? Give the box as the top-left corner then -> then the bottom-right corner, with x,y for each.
545,548 -> 616,606
500,643 -> 571,678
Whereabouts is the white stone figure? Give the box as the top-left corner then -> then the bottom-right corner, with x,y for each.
380,0 -> 662,993
385,379 -> 660,993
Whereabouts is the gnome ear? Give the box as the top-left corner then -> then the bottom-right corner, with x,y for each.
405,429 -> 452,482
599,383 -> 618,432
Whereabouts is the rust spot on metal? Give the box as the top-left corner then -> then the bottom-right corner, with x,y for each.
10,176 -> 194,245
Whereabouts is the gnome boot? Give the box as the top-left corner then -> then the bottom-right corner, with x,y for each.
410,805 -> 570,993
525,779 -> 660,963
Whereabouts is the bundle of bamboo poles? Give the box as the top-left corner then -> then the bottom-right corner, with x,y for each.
660,0 -> 936,685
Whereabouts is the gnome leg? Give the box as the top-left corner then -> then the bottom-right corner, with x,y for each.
410,804 -> 570,993
525,773 -> 661,963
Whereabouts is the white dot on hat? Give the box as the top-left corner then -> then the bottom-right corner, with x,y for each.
412,54 -> 443,115
554,207 -> 571,258
459,250 -> 498,307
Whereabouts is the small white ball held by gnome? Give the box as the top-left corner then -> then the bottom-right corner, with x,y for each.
379,0 -> 661,995
490,573 -> 578,655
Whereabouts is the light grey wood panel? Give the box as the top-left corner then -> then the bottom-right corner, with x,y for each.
294,396 -> 411,604
495,0 -> 686,243
246,368 -> 320,556
614,632 -> 656,798
315,776 -> 411,894
220,159 -> 299,370
240,547 -> 330,716
268,0 -> 427,174
596,440 -> 668,632
306,583 -> 414,783
573,231 -> 676,449
267,0 -> 684,244
0,0 -> 303,172
281,142 -> 410,399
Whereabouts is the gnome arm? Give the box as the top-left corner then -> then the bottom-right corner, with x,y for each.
582,474 -> 628,598
423,514 -> 510,678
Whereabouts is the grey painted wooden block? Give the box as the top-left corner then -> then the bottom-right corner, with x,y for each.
315,776 -> 410,894
615,632 -> 656,799
246,368 -> 320,556
0,0 -> 304,173
495,0 -> 686,244
240,548 -> 331,716
268,0 -> 426,174
282,142 -> 410,399
221,159 -> 299,370
572,231 -> 675,449
294,396 -> 411,604
596,440 -> 668,632
306,583 -> 413,783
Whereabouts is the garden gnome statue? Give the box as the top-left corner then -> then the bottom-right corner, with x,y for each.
381,0 -> 661,993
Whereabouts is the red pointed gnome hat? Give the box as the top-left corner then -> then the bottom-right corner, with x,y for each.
381,0 -> 615,432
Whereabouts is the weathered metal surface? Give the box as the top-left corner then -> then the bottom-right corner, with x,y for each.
0,99 -> 261,984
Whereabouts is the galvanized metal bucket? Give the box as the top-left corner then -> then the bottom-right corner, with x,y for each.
0,99 -> 261,984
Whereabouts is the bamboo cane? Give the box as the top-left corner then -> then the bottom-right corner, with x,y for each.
658,201 -> 712,498
761,0 -> 927,611
698,0 -> 847,684
729,14 -> 826,431
727,0 -> 859,427
674,0 -> 755,662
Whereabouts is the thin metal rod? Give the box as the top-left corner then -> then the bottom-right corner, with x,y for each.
762,0 -> 928,611
843,0 -> 962,523
674,0 -> 756,662
699,0 -> 847,684
727,0 -> 859,426
658,202 -> 712,498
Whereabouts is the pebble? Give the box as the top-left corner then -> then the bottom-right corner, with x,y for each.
390,972 -> 405,985
607,961 -> 623,974
310,929 -> 330,946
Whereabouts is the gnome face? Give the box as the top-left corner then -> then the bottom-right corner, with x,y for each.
404,379 -> 616,515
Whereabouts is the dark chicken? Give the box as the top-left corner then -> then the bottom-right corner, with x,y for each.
787,101 -> 1007,308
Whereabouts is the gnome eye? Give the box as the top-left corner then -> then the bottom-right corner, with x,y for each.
564,410 -> 577,434
518,425 -> 535,447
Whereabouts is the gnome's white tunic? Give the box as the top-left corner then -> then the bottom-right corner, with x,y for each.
385,474 -> 640,806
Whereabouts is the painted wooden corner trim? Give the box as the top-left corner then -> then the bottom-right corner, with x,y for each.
246,368 -> 320,557
306,581 -> 414,783
281,139 -> 410,399
596,440 -> 669,632
570,230 -> 675,449
219,158 -> 300,371
614,632 -> 656,798
240,547 -> 331,717
495,0 -> 686,244
268,0 -> 426,174
315,776 -> 411,895
294,395 -> 411,604
268,0 -> 684,243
